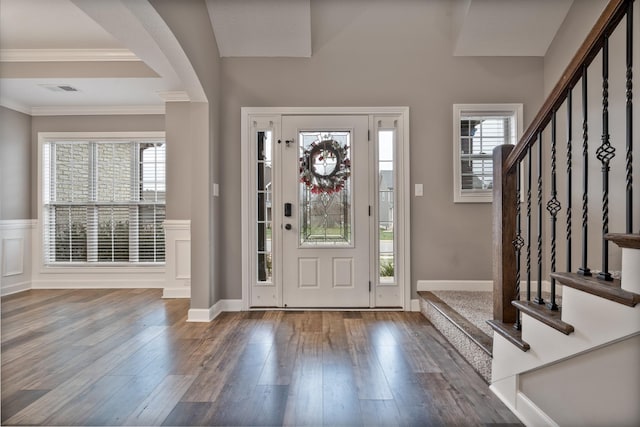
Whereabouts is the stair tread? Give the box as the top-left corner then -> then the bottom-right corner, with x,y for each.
417,291 -> 493,356
605,233 -> 640,249
552,272 -> 640,307
486,320 -> 530,352
512,300 -> 574,335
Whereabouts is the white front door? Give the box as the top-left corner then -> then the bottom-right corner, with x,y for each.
280,115 -> 370,307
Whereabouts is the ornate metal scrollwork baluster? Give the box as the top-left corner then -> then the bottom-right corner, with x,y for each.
626,1 -> 634,233
578,65 -> 592,277
547,111 -> 561,310
535,132 -> 545,305
596,35 -> 615,282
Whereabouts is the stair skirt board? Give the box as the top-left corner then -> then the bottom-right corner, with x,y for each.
418,294 -> 492,382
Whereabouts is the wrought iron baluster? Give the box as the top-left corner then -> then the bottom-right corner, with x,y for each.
513,162 -> 525,330
526,145 -> 533,302
597,35 -> 615,282
535,132 -> 545,305
626,1 -> 634,233
578,65 -> 592,277
547,111 -> 561,311
566,89 -> 573,272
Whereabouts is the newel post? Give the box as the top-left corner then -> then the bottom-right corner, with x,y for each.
493,145 -> 518,323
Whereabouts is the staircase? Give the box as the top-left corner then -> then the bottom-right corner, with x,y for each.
486,0 -> 640,425
489,235 -> 640,426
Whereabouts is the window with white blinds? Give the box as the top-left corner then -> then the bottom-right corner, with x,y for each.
453,104 -> 522,203
42,137 -> 166,264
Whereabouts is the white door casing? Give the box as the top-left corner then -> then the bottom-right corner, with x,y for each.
281,115 -> 370,307
241,107 -> 410,310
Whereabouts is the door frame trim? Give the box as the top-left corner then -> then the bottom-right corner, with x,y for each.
241,107 -> 411,310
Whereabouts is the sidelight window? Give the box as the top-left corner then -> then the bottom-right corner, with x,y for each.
256,131 -> 273,282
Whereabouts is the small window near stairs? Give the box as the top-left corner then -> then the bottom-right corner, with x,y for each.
453,104 -> 523,203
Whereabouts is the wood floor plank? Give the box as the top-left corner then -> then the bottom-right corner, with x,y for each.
79,374 -> 165,426
359,399 -> 402,427
0,290 -> 522,426
282,332 -> 324,427
257,315 -> 300,386
124,374 -> 196,426
161,401 -> 215,426
41,374 -> 133,426
5,325 -> 166,425
344,318 -> 394,400
322,361 -> 363,426
179,313 -> 257,402
0,389 -> 49,423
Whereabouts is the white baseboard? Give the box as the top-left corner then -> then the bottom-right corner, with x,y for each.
162,287 -> 191,298
187,299 -> 242,322
187,307 -> 213,322
410,299 -> 420,312
417,280 -> 493,292
1,281 -> 31,296
516,391 -> 559,427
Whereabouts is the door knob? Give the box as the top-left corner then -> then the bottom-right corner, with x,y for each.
285,224 -> 292,230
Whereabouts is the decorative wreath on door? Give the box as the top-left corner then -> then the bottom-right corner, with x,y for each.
299,139 -> 351,194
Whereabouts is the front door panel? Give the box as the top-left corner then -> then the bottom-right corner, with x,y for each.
281,115 -> 370,307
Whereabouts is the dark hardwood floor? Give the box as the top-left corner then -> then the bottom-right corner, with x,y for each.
1,289 -> 521,426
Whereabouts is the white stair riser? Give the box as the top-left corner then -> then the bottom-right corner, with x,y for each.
492,287 -> 640,383
621,248 -> 640,294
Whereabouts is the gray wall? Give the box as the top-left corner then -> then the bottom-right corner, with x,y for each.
0,106 -> 32,220
540,0 -> 639,276
165,102 -> 192,220
219,0 -> 545,299
544,0 -> 608,96
520,334 -> 640,426
151,0 -> 222,308
31,115 -> 165,221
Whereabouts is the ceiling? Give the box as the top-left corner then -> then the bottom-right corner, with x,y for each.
0,0 -> 574,115
453,0 -> 574,56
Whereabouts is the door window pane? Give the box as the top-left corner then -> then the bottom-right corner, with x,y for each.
257,131 -> 273,282
298,131 -> 352,246
378,130 -> 395,283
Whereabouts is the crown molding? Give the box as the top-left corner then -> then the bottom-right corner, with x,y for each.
0,49 -> 139,62
30,105 -> 165,116
0,98 -> 31,115
156,91 -> 191,102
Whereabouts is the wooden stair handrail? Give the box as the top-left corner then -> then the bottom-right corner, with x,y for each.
505,0 -> 629,173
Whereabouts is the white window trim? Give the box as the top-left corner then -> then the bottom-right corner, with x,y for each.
453,103 -> 523,203
36,131 -> 166,272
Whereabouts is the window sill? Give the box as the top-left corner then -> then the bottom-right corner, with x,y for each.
454,192 -> 493,203
39,264 -> 165,275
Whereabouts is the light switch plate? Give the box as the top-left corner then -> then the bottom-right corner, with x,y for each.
415,183 -> 423,197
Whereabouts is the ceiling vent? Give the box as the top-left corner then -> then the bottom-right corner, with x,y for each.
39,84 -> 80,92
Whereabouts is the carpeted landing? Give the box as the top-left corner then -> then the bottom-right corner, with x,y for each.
418,289 -> 562,383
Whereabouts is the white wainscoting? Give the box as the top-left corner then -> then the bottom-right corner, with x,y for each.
163,220 -> 191,298
0,220 -> 35,296
31,218 -> 165,289
2,219 -> 188,296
